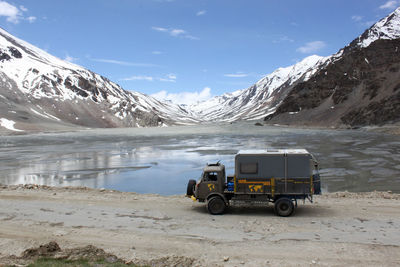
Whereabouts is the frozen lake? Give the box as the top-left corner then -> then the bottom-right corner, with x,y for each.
0,122 -> 399,195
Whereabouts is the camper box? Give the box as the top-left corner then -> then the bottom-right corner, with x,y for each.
234,149 -> 314,195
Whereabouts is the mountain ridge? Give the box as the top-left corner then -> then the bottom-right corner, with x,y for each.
0,27 -> 200,132
1,7 -> 399,133
265,7 -> 400,127
187,55 -> 328,122
188,7 -> 400,127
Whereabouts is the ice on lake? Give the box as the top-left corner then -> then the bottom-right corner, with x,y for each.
0,122 -> 399,195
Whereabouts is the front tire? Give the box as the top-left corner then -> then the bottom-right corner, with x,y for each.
207,196 -> 226,215
274,198 -> 294,217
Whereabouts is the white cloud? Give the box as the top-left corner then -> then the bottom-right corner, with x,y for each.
224,73 -> 248,78
123,75 -> 154,81
64,54 -> 78,63
151,87 -> 212,105
152,51 -> 162,55
167,73 -> 176,80
159,73 -> 177,82
170,28 -> 185,36
184,35 -> 200,40
88,57 -> 158,67
0,1 -> 35,24
122,73 -> 176,83
152,26 -> 199,40
273,35 -> 294,43
152,26 -> 168,32
379,1 -> 399,9
351,15 -> 363,22
296,41 -> 326,54
26,16 -> 36,23
0,1 -> 21,23
19,5 -> 27,12
196,10 -> 206,16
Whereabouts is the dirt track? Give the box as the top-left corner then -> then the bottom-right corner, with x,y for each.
0,185 -> 399,266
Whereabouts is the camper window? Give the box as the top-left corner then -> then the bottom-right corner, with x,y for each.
240,163 -> 258,174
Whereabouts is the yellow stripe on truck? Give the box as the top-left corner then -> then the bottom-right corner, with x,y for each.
237,179 -> 271,186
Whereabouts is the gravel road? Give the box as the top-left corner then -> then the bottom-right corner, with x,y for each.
0,185 -> 399,266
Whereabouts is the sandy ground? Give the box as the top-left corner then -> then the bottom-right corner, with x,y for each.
0,185 -> 399,267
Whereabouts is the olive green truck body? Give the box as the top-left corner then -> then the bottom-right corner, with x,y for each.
186,149 -> 321,216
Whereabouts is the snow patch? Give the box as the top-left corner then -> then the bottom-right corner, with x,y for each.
30,108 -> 50,119
0,118 -> 23,132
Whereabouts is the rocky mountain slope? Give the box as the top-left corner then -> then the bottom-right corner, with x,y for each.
264,7 -> 400,127
0,28 -> 198,133
190,7 -> 400,128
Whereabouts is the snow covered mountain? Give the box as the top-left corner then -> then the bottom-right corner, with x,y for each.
266,7 -> 400,127
0,28 -> 198,132
353,7 -> 400,49
1,7 -> 399,132
189,55 -> 328,122
190,7 -> 400,127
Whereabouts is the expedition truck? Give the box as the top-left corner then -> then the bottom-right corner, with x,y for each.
186,149 -> 321,216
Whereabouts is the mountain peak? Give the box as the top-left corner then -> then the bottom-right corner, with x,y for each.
255,54 -> 326,90
356,7 -> 400,48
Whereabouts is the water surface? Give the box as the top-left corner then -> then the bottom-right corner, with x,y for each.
0,122 -> 399,195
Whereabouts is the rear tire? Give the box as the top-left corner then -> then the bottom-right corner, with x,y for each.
274,197 -> 294,217
207,196 -> 226,215
186,179 -> 196,196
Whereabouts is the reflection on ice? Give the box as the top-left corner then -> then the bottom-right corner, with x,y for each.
0,122 -> 399,194
188,149 -> 239,155
319,168 -> 359,177
370,168 -> 399,176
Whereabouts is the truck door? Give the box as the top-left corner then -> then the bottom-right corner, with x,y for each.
198,171 -> 220,197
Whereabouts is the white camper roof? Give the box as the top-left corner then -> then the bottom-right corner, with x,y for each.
237,149 -> 310,155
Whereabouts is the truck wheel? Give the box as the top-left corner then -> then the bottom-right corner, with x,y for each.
207,196 -> 226,215
274,198 -> 294,217
186,179 -> 196,196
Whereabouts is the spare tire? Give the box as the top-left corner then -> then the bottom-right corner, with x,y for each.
186,179 -> 196,196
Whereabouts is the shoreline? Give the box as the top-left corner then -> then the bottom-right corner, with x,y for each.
1,185 -> 399,266
1,121 -> 400,137
2,183 -> 400,196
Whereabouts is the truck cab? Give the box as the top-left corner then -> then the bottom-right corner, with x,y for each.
195,163 -> 225,201
191,163 -> 226,202
187,149 -> 321,216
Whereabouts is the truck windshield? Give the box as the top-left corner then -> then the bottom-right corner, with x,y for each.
204,172 -> 218,181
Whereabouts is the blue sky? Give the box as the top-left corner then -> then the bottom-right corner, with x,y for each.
0,0 -> 399,104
